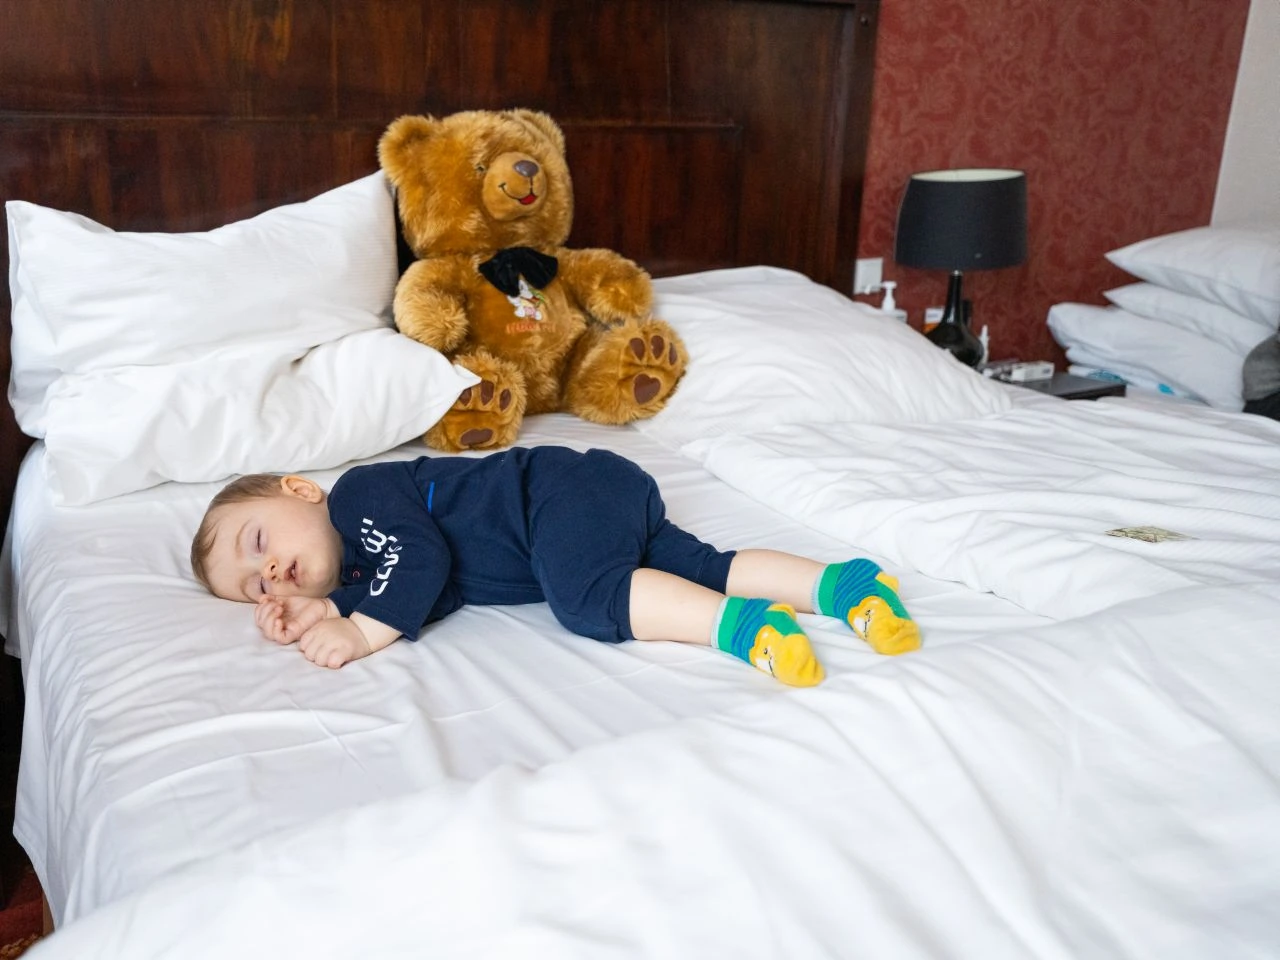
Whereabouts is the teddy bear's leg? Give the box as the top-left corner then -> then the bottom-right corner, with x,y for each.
424,350 -> 527,452
560,318 -> 687,424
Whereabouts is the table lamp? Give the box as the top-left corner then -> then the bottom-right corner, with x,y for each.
893,168 -> 1027,367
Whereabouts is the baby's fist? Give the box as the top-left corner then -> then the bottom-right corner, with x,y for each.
255,595 -> 329,645
297,618 -> 371,669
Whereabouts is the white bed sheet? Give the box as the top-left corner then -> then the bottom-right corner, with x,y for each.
4,413 -> 1049,929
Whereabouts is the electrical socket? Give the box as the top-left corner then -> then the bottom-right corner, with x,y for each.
853,257 -> 882,294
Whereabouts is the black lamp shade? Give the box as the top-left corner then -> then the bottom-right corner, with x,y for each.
894,169 -> 1027,271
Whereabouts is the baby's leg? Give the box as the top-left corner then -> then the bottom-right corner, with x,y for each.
629,569 -> 823,688
528,454 -> 824,684
724,549 -> 825,612
725,550 -> 920,656
627,568 -> 719,645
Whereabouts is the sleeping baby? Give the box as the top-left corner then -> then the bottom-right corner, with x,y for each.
189,446 -> 920,682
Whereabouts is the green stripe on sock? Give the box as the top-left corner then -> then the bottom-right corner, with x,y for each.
875,580 -> 910,619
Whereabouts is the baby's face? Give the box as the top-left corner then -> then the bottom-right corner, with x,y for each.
204,488 -> 343,603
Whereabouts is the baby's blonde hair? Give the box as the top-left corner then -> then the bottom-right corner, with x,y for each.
190,474 -> 287,592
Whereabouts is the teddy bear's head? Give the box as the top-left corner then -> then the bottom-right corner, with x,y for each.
378,109 -> 574,258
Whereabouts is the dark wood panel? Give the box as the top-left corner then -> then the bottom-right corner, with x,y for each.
420,0 -> 673,117
0,0 -> 880,548
564,124 -> 742,277
0,0 -> 335,117
335,0 -> 428,117
671,0 -> 878,287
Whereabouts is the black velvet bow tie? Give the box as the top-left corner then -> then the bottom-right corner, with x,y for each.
478,246 -> 559,297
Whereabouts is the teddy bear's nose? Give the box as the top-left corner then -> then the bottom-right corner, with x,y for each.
513,159 -> 539,179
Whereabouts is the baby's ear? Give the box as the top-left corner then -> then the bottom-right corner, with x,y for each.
280,475 -> 324,503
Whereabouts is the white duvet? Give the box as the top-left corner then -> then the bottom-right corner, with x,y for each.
28,579 -> 1280,960
685,390 -> 1280,619
23,393 -> 1280,959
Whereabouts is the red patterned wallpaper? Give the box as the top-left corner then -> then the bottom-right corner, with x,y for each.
856,0 -> 1251,364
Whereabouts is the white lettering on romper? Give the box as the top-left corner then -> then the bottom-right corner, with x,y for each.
359,518 -> 401,597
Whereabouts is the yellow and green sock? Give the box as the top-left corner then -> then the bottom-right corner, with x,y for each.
714,597 -> 824,687
813,559 -> 920,655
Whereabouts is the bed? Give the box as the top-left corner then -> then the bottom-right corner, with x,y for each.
4,2 -> 1280,958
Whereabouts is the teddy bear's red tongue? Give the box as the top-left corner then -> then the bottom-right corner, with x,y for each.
520,193 -> 537,206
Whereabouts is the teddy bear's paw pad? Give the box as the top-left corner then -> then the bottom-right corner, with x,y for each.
628,335 -> 678,366
457,380 -> 515,413
459,428 -> 494,447
621,329 -> 683,407
431,375 -> 525,450
634,374 -> 661,404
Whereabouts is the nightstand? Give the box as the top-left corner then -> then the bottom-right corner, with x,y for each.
1014,372 -> 1126,400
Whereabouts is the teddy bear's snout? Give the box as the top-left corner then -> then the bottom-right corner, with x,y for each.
513,159 -> 539,179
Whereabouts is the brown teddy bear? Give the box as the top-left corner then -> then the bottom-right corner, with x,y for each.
377,109 -> 687,451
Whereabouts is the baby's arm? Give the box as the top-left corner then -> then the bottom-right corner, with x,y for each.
296,613 -> 400,670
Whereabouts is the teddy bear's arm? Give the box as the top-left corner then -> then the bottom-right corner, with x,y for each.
557,248 -> 654,326
392,256 -> 475,353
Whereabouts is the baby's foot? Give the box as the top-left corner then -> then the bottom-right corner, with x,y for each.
716,597 -> 825,687
814,559 -> 921,656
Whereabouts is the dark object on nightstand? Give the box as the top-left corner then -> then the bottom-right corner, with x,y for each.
1018,372 -> 1126,400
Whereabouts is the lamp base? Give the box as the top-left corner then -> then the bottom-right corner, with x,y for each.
925,270 -> 984,368
926,321 -> 984,368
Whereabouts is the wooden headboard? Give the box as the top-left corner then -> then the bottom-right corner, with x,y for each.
0,0 -> 880,530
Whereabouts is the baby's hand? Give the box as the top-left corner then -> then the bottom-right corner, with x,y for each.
297,618 -> 372,670
255,596 -> 331,645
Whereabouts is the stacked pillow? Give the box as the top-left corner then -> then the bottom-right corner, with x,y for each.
1047,225 -> 1280,409
6,173 -> 478,505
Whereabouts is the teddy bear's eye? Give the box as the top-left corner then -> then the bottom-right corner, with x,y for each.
475,163 -> 487,174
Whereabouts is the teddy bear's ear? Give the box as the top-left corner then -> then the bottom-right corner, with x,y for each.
377,114 -> 440,188
506,110 -> 566,156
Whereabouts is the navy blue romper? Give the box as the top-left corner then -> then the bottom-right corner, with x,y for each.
325,447 -> 736,644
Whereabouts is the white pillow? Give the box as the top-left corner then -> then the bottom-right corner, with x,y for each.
1104,282 -> 1275,357
1048,302 -> 1243,410
7,172 -> 397,436
635,267 -> 1011,448
1105,226 -> 1280,327
41,329 -> 478,506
